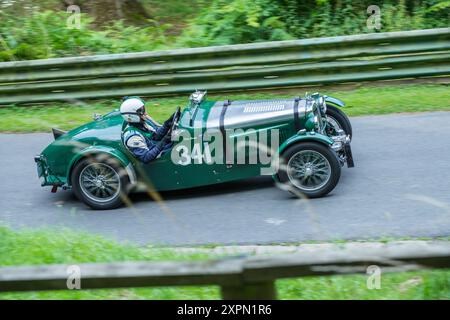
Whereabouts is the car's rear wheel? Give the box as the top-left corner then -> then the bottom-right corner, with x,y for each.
325,104 -> 352,139
278,142 -> 341,198
71,155 -> 128,210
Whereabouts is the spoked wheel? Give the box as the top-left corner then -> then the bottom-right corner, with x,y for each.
79,163 -> 121,203
72,155 -> 129,210
278,142 -> 341,198
325,104 -> 352,139
287,150 -> 331,191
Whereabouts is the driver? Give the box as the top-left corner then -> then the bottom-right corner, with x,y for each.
120,96 -> 175,163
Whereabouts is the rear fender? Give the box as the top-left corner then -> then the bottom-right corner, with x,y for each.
66,146 -> 137,186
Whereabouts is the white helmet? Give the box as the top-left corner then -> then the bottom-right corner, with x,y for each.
120,97 -> 146,123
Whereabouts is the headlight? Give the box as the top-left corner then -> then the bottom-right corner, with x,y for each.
317,96 -> 327,113
318,96 -> 324,106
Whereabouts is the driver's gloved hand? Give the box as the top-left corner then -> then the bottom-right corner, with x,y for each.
162,134 -> 172,144
163,112 -> 176,127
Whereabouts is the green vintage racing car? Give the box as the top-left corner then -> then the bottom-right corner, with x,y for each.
35,91 -> 354,209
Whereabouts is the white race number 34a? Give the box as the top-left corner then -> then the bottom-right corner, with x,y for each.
175,142 -> 212,165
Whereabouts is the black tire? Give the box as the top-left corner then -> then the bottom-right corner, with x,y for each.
277,142 -> 341,198
325,104 -> 353,139
71,154 -> 129,210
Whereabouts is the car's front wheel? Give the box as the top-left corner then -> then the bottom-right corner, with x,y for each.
325,104 -> 352,139
278,142 -> 341,198
71,155 -> 128,210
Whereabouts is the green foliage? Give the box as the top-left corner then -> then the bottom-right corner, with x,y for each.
178,0 -> 450,44
0,10 -> 173,61
0,226 -> 448,299
428,0 -> 450,12
178,0 -> 294,47
0,83 -> 448,133
0,226 -> 213,266
100,20 -> 172,53
0,226 -> 221,299
279,270 -> 450,299
0,0 -> 448,61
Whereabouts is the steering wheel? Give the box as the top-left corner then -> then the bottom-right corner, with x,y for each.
166,107 -> 181,137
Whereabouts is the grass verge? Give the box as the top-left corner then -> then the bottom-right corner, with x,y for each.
0,226 -> 448,300
0,83 -> 449,133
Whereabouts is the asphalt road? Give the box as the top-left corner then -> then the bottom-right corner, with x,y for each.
1,112 -> 450,245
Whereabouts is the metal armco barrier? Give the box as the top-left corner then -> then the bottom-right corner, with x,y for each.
0,28 -> 449,105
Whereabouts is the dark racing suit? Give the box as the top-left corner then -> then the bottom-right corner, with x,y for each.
122,118 -> 172,163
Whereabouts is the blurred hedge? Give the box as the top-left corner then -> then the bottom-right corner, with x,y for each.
178,0 -> 450,46
0,0 -> 449,61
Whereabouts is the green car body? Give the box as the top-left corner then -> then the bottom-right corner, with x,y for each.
35,91 -> 354,209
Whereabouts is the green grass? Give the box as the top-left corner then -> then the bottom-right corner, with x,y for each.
0,83 -> 449,133
0,226 -> 448,300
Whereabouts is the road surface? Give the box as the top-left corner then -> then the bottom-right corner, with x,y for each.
1,112 -> 449,245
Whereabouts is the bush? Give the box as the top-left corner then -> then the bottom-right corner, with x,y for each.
177,0 -> 294,47
0,10 -> 173,61
178,0 -> 450,46
0,0 -> 448,61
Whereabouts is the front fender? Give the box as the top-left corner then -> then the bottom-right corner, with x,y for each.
66,145 -> 136,186
278,132 -> 334,155
325,95 -> 345,108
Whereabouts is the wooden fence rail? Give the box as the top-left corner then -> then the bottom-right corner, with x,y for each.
0,28 -> 449,105
0,242 -> 449,299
